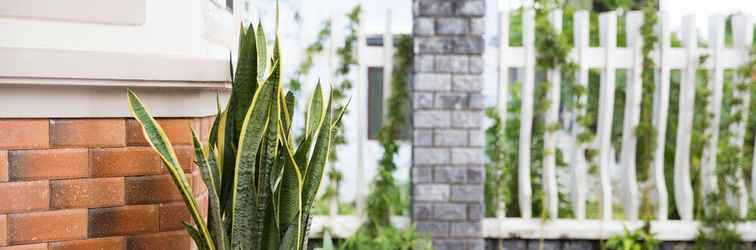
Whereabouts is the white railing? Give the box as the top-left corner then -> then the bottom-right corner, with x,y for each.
497,8 -> 754,222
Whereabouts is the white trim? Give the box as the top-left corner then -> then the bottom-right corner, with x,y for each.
0,84 -> 229,118
309,216 -> 756,241
0,47 -> 231,84
0,0 -> 145,25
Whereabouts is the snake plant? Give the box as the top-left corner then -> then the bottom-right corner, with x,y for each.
127,20 -> 347,250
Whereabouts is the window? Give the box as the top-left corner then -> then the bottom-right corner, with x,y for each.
367,67 -> 384,140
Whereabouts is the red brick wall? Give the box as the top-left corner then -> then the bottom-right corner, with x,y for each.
0,117 -> 214,249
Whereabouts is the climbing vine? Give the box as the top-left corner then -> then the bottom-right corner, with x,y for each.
288,20 -> 332,93
320,5 -> 362,215
340,34 -> 432,250
637,0 -> 658,221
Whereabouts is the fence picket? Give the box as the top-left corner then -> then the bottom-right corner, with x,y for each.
570,10 -> 590,220
652,12 -> 671,220
673,15 -> 697,221
731,14 -> 753,218
701,15 -> 725,197
518,9 -> 536,219
496,11 -> 510,219
620,11 -> 643,221
597,11 -> 617,221
543,10 -> 562,220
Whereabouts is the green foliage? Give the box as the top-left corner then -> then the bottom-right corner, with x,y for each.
484,107 -> 509,217
605,226 -> 659,250
636,0 -> 658,220
694,194 -> 743,250
127,18 -> 348,250
341,34 -> 431,250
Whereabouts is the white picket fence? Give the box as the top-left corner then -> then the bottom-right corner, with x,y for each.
488,8 -> 755,239
311,9 -> 756,241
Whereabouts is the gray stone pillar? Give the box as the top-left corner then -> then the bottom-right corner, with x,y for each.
411,0 -> 485,249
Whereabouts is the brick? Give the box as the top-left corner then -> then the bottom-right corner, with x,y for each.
414,111 -> 451,129
434,92 -> 469,110
452,74 -> 483,92
0,215 -> 6,246
51,177 -> 125,209
527,240 -> 561,250
199,116 -> 215,141
454,36 -> 484,54
432,203 -> 466,220
415,37 -> 454,54
0,151 -> 7,182
468,94 -> 485,110
88,205 -> 159,237
159,202 -> 193,231
412,203 -> 432,220
451,111 -> 482,128
0,243 -> 49,250
434,129 -> 467,146
416,222 -> 449,237
414,92 -> 434,110
413,130 -> 433,146
452,147 -> 484,164
9,149 -> 89,180
414,55 -> 435,72
125,175 -> 185,204
168,145 -> 194,173
467,203 -> 483,221
412,167 -> 432,184
0,181 -> 49,213
50,236 -> 126,250
414,73 -> 451,91
451,184 -> 484,202
469,55 -> 484,74
413,148 -> 450,165
414,17 -> 435,36
455,0 -> 485,16
470,18 -> 485,36
127,230 -> 192,250
0,119 -> 49,149
413,184 -> 449,201
468,130 -> 484,146
436,18 -> 468,35
9,209 -> 87,244
449,222 -> 481,237
466,167 -> 484,184
193,171 -> 208,195
435,55 -> 468,73
434,167 -> 466,183
467,239 -> 485,250
415,0 -> 453,16
127,119 -> 197,146
433,239 -> 464,250
90,147 -> 162,177
50,119 -> 125,147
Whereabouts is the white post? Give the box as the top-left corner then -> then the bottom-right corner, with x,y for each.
673,15 -> 697,221
570,10 -> 590,220
496,10 -> 510,219
620,11 -> 643,221
518,8 -> 535,219
730,14 -> 753,218
354,14 -> 367,220
651,12 -> 671,221
543,10 -> 562,220
700,15 -> 725,197
597,11 -> 617,221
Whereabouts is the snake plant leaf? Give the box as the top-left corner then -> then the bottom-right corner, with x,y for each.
184,222 -> 210,250
231,59 -> 280,249
232,24 -> 259,140
252,73 -> 280,248
278,134 -> 304,250
305,82 -> 324,140
256,22 -> 267,82
192,131 -> 227,250
301,90 -> 334,211
126,90 -> 215,250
